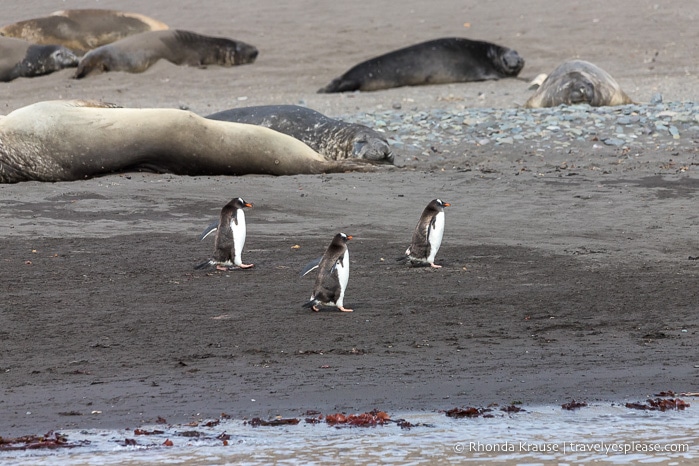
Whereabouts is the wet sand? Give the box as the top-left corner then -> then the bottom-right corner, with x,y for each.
1,0 -> 698,436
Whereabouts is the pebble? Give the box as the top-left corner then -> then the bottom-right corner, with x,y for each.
342,100 -> 699,153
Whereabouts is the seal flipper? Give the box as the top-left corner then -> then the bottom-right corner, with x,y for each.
199,219 -> 219,241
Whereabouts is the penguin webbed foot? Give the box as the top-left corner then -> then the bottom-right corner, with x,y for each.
429,263 -> 443,269
214,263 -> 253,271
338,306 -> 354,312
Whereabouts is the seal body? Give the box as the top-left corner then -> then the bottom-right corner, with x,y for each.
318,37 -> 524,93
0,100 -> 374,184
0,36 -> 78,82
303,233 -> 353,312
196,198 -> 254,270
404,199 -> 450,268
207,105 -> 393,163
0,9 -> 169,55
524,60 -> 634,108
75,29 -> 258,78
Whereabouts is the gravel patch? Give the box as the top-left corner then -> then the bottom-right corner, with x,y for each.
342,100 -> 699,159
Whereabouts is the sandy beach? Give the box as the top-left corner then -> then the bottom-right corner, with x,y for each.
1,0 -> 698,437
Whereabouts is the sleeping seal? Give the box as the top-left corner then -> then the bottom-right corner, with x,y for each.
206,105 -> 393,164
318,37 -> 524,93
0,9 -> 169,55
74,29 -> 258,78
0,100 -> 376,184
0,36 -> 78,81
524,60 -> 634,108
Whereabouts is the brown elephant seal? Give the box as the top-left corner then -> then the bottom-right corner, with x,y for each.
0,36 -> 78,81
0,9 -> 168,55
524,60 -> 634,108
318,37 -> 524,93
0,100 -> 377,184
74,30 -> 258,78
206,105 -> 393,164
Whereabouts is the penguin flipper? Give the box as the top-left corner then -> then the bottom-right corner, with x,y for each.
396,255 -> 409,262
300,257 -> 323,277
199,220 -> 220,241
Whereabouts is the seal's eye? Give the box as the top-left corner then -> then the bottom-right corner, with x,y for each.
353,140 -> 367,157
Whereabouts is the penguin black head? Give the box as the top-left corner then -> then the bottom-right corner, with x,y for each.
335,232 -> 353,243
231,197 -> 253,209
429,199 -> 451,211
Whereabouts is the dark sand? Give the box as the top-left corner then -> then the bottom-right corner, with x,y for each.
1,0 -> 698,436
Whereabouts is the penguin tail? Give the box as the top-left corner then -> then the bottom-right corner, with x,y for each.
194,260 -> 213,270
302,298 -> 318,309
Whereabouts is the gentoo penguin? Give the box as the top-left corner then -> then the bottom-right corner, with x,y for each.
195,197 -> 253,271
301,233 -> 353,312
401,199 -> 450,268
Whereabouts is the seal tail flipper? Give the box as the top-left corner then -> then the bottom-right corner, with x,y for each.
199,219 -> 220,241
300,257 -> 323,277
194,260 -> 213,270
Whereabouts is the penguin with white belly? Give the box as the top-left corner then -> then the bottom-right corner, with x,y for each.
301,233 -> 353,312
195,197 -> 254,271
400,199 -> 450,268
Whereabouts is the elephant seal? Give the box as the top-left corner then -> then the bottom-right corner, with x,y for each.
0,36 -> 79,81
0,9 -> 168,54
74,30 -> 258,78
524,60 -> 634,108
206,105 -> 393,164
318,37 -> 524,93
0,100 -> 376,184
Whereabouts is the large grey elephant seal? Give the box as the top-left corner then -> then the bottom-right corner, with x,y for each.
74,30 -> 258,78
0,100 -> 376,184
0,9 -> 169,55
0,36 -> 79,81
318,37 -> 524,93
524,60 -> 634,108
206,105 -> 393,164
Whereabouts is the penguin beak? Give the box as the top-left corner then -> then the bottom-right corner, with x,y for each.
443,203 -> 451,207
244,203 -> 253,208
346,235 -> 353,240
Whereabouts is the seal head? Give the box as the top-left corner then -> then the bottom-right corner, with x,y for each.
524,60 -> 634,108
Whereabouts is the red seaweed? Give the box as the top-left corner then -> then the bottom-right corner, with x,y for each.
561,400 -> 588,410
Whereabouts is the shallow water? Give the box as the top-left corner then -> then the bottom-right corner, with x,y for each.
2,402 -> 697,465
